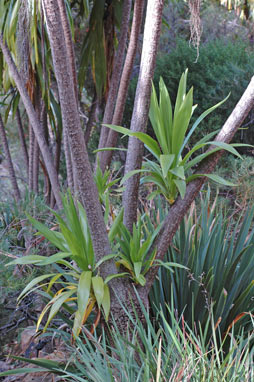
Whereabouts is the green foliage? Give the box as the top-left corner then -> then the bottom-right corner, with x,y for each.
107,71 -> 240,203
6,191 -> 113,337
216,154 -> 254,214
1,301 -> 254,381
125,39 -> 254,144
150,190 -> 254,341
114,217 -> 158,286
93,161 -> 120,225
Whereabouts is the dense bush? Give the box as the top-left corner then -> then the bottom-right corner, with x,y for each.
150,190 -> 254,343
125,39 -> 254,144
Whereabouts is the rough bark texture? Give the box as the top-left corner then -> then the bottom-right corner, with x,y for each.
57,0 -> 78,195
0,114 -> 21,202
97,0 -> 132,160
84,91 -> 97,145
16,106 -> 29,175
145,75 -> 254,291
32,138 -> 39,193
123,0 -> 164,231
63,127 -> 74,192
42,0 -> 115,275
100,0 -> 145,172
0,33 -> 62,208
57,0 -> 78,103
28,125 -> 35,191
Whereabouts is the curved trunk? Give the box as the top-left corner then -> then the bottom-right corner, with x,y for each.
97,0 -> 132,165
100,0 -> 145,172
0,114 -> 21,202
123,0 -> 164,232
0,33 -> 62,208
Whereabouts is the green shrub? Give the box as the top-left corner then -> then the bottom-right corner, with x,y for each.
150,190 -> 254,343
1,301 -> 254,381
125,39 -> 254,144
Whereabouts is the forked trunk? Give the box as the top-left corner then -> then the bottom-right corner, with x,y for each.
97,0 -> 132,165
100,0 -> 145,172
123,0 -> 164,231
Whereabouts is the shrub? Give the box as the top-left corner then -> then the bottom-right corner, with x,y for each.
125,39 -> 254,144
150,190 -> 254,342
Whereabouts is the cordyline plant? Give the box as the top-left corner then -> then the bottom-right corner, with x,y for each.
1,0 -> 254,335
106,70 -> 246,204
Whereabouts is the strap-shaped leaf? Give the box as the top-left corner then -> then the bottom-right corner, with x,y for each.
101,284 -> 110,321
169,166 -> 185,180
160,154 -> 175,178
27,214 -> 67,252
103,124 -> 161,159
173,179 -> 186,199
92,276 -> 105,306
178,94 -> 230,159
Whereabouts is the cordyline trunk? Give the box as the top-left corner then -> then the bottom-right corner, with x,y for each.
42,0 -> 114,275
16,106 -> 29,176
123,0 -> 165,232
0,34 -> 62,208
57,0 -> 78,195
84,91 -> 97,145
100,0 -> 145,172
97,0 -> 132,162
28,124 -> 35,191
0,114 -> 21,202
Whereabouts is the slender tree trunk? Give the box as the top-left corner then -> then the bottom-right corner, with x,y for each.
57,0 -> 78,103
0,114 -> 21,202
16,106 -> 29,176
32,139 -> 39,192
33,88 -> 42,194
42,0 -> 115,274
123,0 -> 164,232
63,127 -> 74,192
84,91 -> 97,145
100,0 -> 145,172
0,33 -> 62,208
28,125 -> 34,191
50,128 -> 62,208
97,0 -> 132,163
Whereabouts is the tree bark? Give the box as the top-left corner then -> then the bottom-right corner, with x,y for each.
0,114 -> 21,202
57,0 -> 78,103
63,127 -> 74,192
28,125 -> 34,191
97,0 -> 132,164
42,0 -> 115,275
0,33 -> 62,208
100,0 -> 145,172
84,91 -> 97,146
123,0 -> 164,232
16,106 -> 29,176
